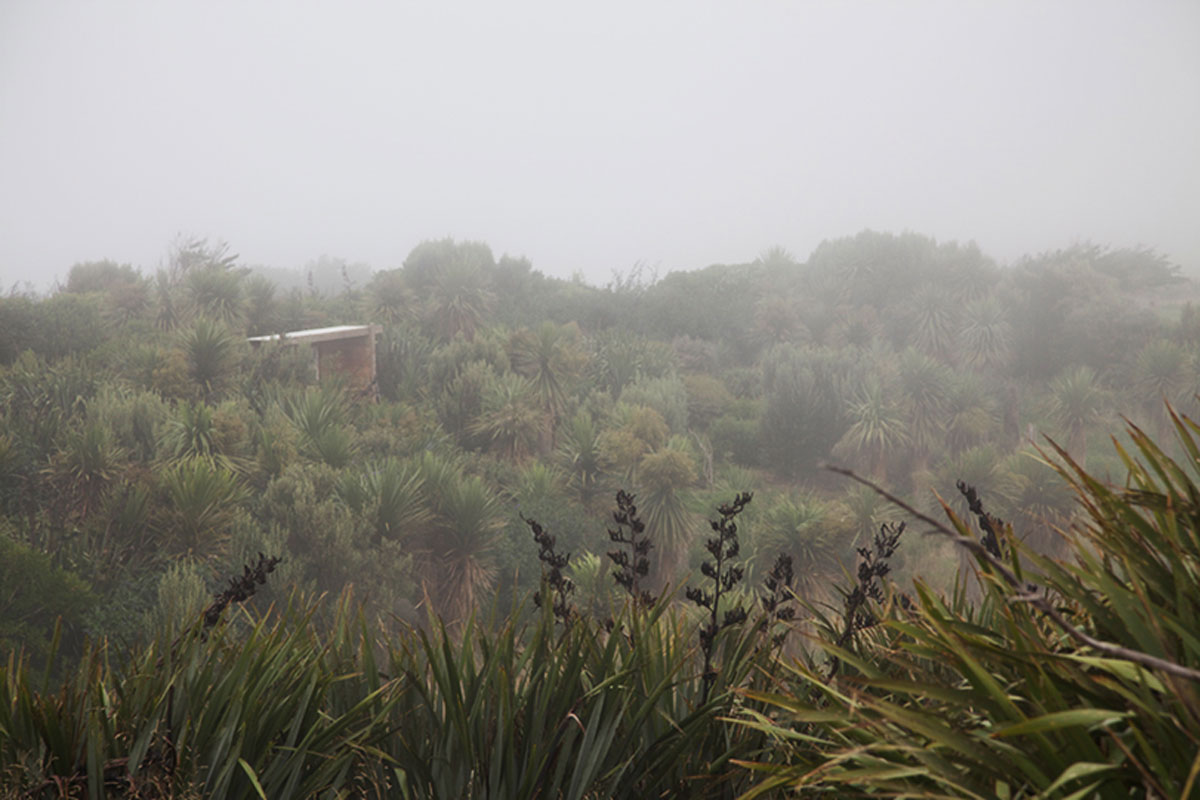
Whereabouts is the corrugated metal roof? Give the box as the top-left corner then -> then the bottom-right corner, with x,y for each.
247,325 -> 378,345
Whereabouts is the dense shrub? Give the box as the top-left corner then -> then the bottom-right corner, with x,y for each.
0,531 -> 96,665
1,495 -> 784,799
738,413 -> 1200,798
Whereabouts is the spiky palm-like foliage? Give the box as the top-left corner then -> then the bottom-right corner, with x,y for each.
82,480 -> 157,591
833,377 -> 910,483
185,266 -> 245,326
738,412 -> 1200,799
161,401 -> 225,466
159,457 -> 248,559
382,591 -> 773,799
567,550 -> 620,619
511,460 -> 564,507
957,294 -> 1012,370
995,450 -> 1077,555
589,329 -> 675,396
243,275 -> 280,336
756,496 -> 839,599
337,458 -> 432,546
0,594 -> 403,799
304,425 -> 356,469
364,268 -> 414,325
1,352 -> 96,458
903,284 -> 960,362
1133,338 -> 1192,397
182,318 -> 238,402
1130,338 -> 1197,438
824,304 -> 882,350
760,344 -> 856,477
283,386 -> 356,468
425,474 -> 505,622
1048,364 -> 1108,464
88,385 -> 168,464
47,419 -> 125,520
4,526 -> 785,799
433,354 -> 500,449
471,373 -> 544,463
933,443 -> 1003,519
591,333 -> 646,396
153,267 -> 182,331
638,444 -> 698,586
556,411 -> 610,508
284,386 -> 347,439
838,482 -> 902,550
943,371 -> 1000,453
0,434 -> 21,514
896,347 -> 952,478
410,449 -> 461,503
374,326 -> 435,403
170,235 -> 240,275
425,258 -> 495,342
510,321 -> 584,449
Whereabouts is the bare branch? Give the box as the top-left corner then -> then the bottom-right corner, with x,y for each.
825,464 -> 1200,683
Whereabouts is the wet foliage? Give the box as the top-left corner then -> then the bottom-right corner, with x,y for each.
2,232 -> 1199,795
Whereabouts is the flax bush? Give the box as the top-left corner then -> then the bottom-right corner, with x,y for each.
737,410 -> 1200,799
2,493 -> 787,799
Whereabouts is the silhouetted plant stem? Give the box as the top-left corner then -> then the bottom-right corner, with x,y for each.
957,480 -> 1006,558
828,520 -> 905,680
522,513 -> 574,623
607,490 -> 656,607
687,492 -> 752,701
760,553 -> 796,648
829,462 -> 1200,683
202,552 -> 282,633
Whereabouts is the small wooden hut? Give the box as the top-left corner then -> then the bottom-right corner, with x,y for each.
248,325 -> 382,395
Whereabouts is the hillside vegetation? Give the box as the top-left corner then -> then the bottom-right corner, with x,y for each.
2,232 -> 1199,797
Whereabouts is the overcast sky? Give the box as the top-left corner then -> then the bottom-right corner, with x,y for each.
2,0 -> 1198,290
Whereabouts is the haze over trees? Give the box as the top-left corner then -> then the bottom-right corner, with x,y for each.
1,230 -> 1195,645
2,230 -> 1200,796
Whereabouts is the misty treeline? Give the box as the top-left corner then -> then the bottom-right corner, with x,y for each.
1,230 -> 1193,648
3,230 -> 1200,796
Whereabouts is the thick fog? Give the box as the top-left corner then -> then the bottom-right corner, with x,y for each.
2,0 -> 1198,289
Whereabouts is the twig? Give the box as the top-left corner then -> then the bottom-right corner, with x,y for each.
826,464 -> 1200,683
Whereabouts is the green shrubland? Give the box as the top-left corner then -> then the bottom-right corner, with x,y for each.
5,413 -> 1200,796
2,232 -> 1200,796
737,413 -> 1200,798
